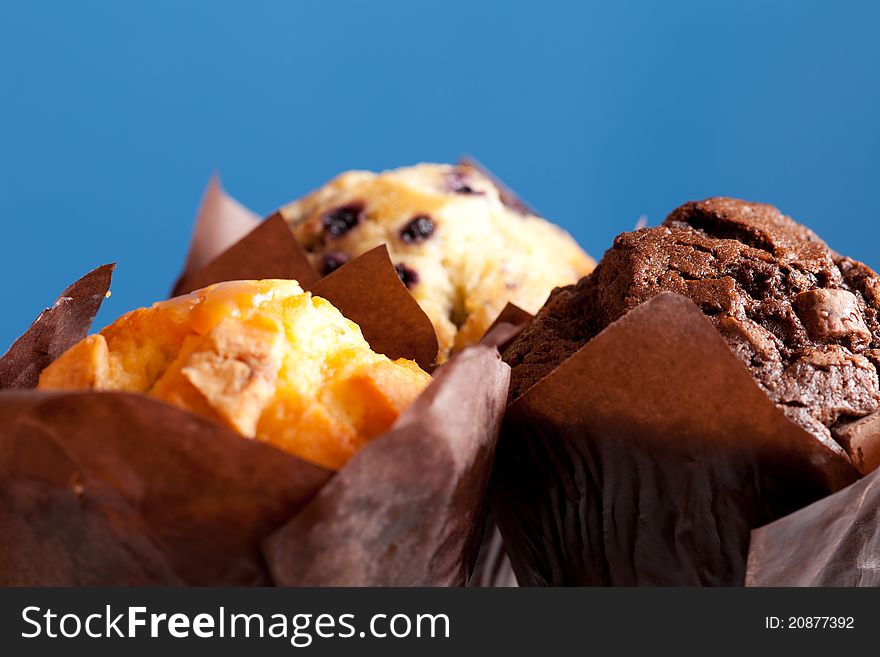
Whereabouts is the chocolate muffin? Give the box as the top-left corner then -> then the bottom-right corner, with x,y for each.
505,197 -> 880,473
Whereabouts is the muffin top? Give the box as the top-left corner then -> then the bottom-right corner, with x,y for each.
38,279 -> 431,470
279,162 -> 594,361
505,197 -> 880,469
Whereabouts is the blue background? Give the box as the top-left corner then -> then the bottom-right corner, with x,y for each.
2,1 -> 879,349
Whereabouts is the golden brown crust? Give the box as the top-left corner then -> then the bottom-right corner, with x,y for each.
38,280 -> 432,469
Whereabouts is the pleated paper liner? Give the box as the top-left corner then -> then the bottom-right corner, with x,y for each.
174,213 -> 319,297
467,522 -> 519,588
265,345 -> 508,586
181,174 -> 261,277
466,302 -> 534,588
0,264 -> 114,389
0,262 -> 508,585
746,465 -> 880,586
309,245 -> 437,369
0,390 -> 329,586
480,302 -> 534,353
492,292 -> 863,586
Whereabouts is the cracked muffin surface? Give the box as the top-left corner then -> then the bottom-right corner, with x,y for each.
505,197 -> 880,472
279,162 -> 595,361
37,279 -> 432,470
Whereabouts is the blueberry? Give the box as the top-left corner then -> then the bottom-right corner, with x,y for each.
320,252 -> 350,275
399,215 -> 435,243
322,203 -> 364,237
395,263 -> 419,289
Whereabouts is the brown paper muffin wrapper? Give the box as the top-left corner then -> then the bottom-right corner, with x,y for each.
0,264 -> 114,389
492,292 -> 861,586
182,175 -> 261,276
467,521 -> 519,587
464,304 -> 534,588
0,390 -> 330,586
264,344 -> 508,586
174,213 -> 319,297
0,258 -> 509,586
746,465 -> 880,586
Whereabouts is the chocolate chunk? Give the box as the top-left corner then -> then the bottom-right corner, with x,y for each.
794,289 -> 872,348
399,215 -> 435,244
321,203 -> 364,237
394,263 -> 419,289
776,347 -> 879,428
320,252 -> 350,275
832,410 -> 880,474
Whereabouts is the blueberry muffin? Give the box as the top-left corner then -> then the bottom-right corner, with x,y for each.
38,279 -> 431,470
279,163 -> 595,361
506,197 -> 880,473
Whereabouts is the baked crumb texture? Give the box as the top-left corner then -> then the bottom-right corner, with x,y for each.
506,197 -> 880,472
38,279 -> 431,470
280,163 -> 594,361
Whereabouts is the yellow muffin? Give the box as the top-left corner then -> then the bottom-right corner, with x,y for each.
37,280 -> 432,470
280,163 -> 594,361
